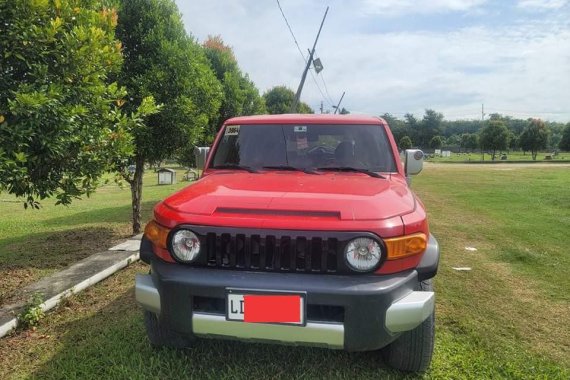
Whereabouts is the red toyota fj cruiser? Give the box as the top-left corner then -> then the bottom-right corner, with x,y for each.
136,114 -> 439,372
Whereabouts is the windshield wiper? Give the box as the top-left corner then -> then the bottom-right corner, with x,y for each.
212,164 -> 259,173
262,165 -> 319,174
315,166 -> 385,178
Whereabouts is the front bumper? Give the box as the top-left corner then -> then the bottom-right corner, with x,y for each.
136,261 -> 435,351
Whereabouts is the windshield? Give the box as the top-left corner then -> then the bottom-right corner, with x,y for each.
211,124 -> 397,172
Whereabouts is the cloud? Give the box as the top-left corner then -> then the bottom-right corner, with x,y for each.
517,0 -> 569,9
362,0 -> 488,16
175,1 -> 570,122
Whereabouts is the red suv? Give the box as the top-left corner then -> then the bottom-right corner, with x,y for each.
136,114 -> 439,372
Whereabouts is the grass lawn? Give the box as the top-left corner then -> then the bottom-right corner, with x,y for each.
427,150 -> 570,162
1,165 -> 569,379
0,168 -> 190,304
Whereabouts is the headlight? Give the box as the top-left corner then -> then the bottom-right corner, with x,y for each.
171,229 -> 201,263
345,237 -> 382,272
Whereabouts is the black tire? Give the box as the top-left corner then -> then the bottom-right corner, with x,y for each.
143,310 -> 194,349
381,280 -> 435,372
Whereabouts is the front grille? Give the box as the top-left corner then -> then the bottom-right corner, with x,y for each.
205,233 -> 339,273
178,226 -> 382,274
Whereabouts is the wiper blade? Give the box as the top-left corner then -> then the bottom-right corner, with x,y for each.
262,165 -> 319,174
212,164 -> 259,173
315,166 -> 385,178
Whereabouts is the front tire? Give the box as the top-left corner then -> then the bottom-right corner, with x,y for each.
143,310 -> 194,349
381,280 -> 435,372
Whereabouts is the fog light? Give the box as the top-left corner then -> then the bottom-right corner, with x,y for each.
171,229 -> 201,263
345,237 -> 382,272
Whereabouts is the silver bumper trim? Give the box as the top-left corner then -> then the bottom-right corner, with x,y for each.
135,274 -> 161,314
385,291 -> 435,333
192,312 -> 344,349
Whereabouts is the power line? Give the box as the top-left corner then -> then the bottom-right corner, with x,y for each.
276,0 -> 307,64
275,0 -> 334,108
318,69 -> 335,105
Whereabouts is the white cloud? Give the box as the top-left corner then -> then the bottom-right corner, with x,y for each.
517,0 -> 569,9
362,0 -> 488,15
175,1 -> 570,122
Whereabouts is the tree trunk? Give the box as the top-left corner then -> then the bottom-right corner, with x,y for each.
131,154 -> 145,234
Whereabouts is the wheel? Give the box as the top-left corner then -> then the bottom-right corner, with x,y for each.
381,280 -> 435,372
143,310 -> 194,349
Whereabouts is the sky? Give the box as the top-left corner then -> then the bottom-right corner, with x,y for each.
175,0 -> 570,122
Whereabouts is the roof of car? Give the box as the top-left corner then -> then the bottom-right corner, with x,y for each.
225,114 -> 387,126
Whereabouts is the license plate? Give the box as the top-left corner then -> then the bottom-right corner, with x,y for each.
226,289 -> 306,326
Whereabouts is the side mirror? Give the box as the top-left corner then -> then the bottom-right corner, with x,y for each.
405,149 -> 424,177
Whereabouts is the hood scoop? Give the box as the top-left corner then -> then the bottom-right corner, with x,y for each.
215,207 -> 341,219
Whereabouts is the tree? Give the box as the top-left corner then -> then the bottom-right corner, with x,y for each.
559,124 -> 570,151
418,109 -> 443,148
263,86 -> 313,114
116,0 -> 223,233
460,133 -> 479,152
399,136 -> 413,150
519,119 -> 549,160
429,136 -> 444,150
479,120 -> 510,160
202,35 -> 265,144
382,113 -> 407,143
446,134 -> 461,148
404,113 -> 419,144
507,131 -> 518,151
0,0 -> 136,208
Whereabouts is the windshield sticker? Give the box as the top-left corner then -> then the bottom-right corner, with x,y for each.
294,126 -> 307,133
225,125 -> 240,136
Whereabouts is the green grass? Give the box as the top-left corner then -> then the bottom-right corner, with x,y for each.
1,165 -> 569,379
427,151 -> 570,162
0,168 -> 191,303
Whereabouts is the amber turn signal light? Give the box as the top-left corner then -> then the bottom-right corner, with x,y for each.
144,220 -> 170,249
384,233 -> 427,260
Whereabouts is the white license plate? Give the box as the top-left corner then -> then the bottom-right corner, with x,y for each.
226,289 -> 306,326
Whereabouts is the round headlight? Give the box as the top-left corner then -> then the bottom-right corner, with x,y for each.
345,237 -> 382,272
171,230 -> 201,263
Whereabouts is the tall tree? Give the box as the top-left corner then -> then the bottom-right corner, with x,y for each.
519,119 -> 549,160
419,109 -> 443,148
479,120 -> 510,160
263,86 -> 313,114
202,35 -> 265,144
116,0 -> 222,233
0,0 -> 135,208
559,124 -> 570,151
382,113 -> 407,143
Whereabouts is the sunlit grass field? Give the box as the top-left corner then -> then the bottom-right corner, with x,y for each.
0,168 -> 190,304
1,165 -> 569,379
427,150 -> 570,162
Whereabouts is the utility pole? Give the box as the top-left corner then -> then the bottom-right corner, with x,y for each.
481,103 -> 485,121
333,91 -> 345,114
290,6 -> 329,113
320,101 -> 324,114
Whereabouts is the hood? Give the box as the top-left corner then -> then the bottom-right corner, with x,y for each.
161,171 -> 415,222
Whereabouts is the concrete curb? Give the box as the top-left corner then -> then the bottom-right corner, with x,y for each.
0,243 -> 140,339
